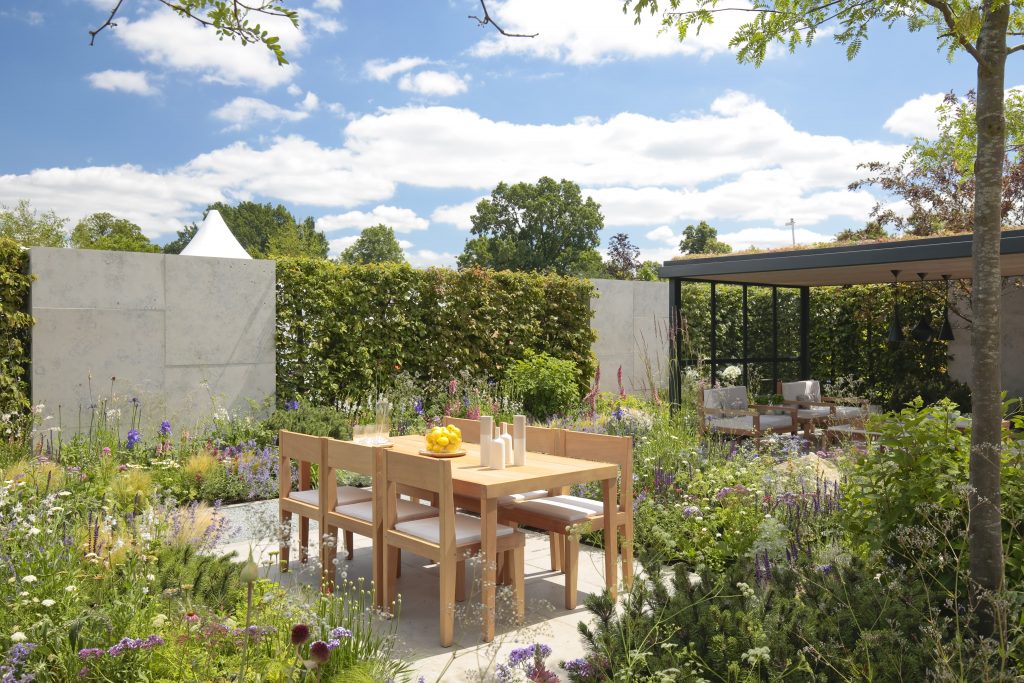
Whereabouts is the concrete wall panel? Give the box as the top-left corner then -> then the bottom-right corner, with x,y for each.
30,247 -> 165,310
590,279 -> 670,396
947,284 -> 1024,397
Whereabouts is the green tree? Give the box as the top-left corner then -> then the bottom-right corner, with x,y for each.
457,177 -> 604,275
207,201 -> 328,259
605,232 -> 641,279
851,91 -> 1024,235
834,220 -> 889,243
627,0 -> 1022,627
572,249 -> 610,278
162,223 -> 199,255
339,224 -> 407,265
70,212 -> 161,252
0,200 -> 67,247
636,260 -> 663,281
679,221 -> 731,255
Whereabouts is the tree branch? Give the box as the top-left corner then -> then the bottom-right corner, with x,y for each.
919,0 -> 985,64
1007,42 -> 1024,54
88,0 -> 126,45
469,0 -> 538,38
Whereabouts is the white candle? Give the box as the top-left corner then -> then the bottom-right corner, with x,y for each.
501,432 -> 513,466
479,416 -> 493,467
513,415 -> 526,466
492,437 -> 503,468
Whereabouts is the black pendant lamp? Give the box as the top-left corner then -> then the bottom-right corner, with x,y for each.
938,274 -> 955,341
910,272 -> 935,341
887,269 -> 904,344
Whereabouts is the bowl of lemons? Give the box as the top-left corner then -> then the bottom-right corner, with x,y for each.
421,425 -> 465,458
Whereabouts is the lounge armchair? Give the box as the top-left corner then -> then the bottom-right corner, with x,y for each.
779,380 -> 869,434
700,386 -> 797,440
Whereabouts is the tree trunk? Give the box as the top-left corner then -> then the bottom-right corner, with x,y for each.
969,0 -> 1008,636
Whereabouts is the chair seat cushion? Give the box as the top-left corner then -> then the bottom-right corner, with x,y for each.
289,486 -> 372,507
708,414 -> 794,432
834,406 -> 867,419
395,512 -> 515,545
512,494 -> 607,522
797,407 -> 831,420
497,489 -> 548,507
334,499 -> 437,523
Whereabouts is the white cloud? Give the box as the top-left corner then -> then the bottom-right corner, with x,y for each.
287,84 -> 303,96
314,0 -> 343,10
718,226 -> 833,250
363,57 -> 429,81
470,0 -> 754,64
299,91 -> 320,111
884,92 -> 945,137
397,71 -> 469,97
1,92 -> 903,243
86,70 -> 159,96
328,235 -> 358,256
406,249 -> 457,269
318,205 -> 429,233
113,9 -> 303,88
645,225 -> 677,245
212,97 -> 310,130
431,198 -> 485,230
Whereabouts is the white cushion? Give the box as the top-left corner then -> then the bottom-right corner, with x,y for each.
512,494 -> 606,522
288,486 -> 372,507
497,489 -> 548,507
834,405 -> 867,419
395,513 -> 515,545
702,388 -> 723,410
797,407 -> 831,420
708,414 -> 793,432
781,380 -> 821,403
334,499 -> 437,523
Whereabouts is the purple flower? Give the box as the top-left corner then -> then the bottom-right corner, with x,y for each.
309,640 -> 331,663
653,467 -> 675,494
125,429 -> 140,449
290,624 -> 310,645
329,626 -> 352,639
682,505 -> 701,517
77,648 -> 104,660
285,399 -> 300,411
159,420 -> 172,437
413,399 -> 424,416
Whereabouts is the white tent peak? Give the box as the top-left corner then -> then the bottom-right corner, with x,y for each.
180,209 -> 251,259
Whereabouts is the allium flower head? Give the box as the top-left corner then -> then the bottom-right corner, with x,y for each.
309,640 -> 330,663
290,623 -> 310,645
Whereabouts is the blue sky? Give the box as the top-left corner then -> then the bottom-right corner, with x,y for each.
1,0 -> 1017,266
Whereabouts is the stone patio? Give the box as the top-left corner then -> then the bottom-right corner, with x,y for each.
217,500 -> 620,681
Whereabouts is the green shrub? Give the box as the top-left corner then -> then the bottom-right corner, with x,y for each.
264,402 -> 353,440
506,350 -> 580,419
0,238 -> 32,427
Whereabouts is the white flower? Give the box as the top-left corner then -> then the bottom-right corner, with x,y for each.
65,585 -> 77,593
11,631 -> 27,643
146,574 -> 155,582
41,599 -> 55,607
22,575 -> 37,584
58,491 -> 72,497
686,572 -> 702,588
27,527 -> 40,536
151,614 -> 168,628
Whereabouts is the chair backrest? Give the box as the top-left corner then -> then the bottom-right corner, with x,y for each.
562,430 -> 633,512
499,423 -> 564,455
383,450 -> 456,551
780,380 -> 821,403
278,430 -> 322,498
442,416 -> 482,444
703,386 -> 750,412
324,437 -> 376,477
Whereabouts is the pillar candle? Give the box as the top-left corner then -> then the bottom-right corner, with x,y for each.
479,416 -> 493,467
492,438 -> 506,470
501,432 -> 513,466
513,415 -> 526,466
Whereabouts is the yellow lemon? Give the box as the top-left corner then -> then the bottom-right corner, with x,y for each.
437,435 -> 449,447
446,443 -> 458,453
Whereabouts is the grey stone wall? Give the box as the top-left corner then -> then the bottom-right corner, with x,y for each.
29,248 -> 275,435
589,279 -> 670,396
947,283 -> 1024,398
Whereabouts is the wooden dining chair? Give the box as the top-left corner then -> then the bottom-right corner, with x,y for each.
499,430 -> 633,609
381,450 -> 526,647
279,430 -> 374,572
442,416 -> 483,443
320,438 -> 438,593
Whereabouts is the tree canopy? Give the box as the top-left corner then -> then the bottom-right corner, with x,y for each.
605,232 -> 641,279
0,200 -> 67,247
70,212 -> 160,253
457,177 -> 604,276
202,201 -> 328,259
339,224 -> 407,265
679,221 -> 731,255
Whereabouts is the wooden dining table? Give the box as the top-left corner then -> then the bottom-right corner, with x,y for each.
384,434 -> 620,643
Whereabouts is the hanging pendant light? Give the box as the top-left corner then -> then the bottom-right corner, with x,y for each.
910,272 -> 935,341
938,274 -> 955,341
887,269 -> 904,344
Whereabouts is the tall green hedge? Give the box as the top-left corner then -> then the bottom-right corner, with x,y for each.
0,238 -> 32,417
275,259 -> 596,407
678,282 -> 970,409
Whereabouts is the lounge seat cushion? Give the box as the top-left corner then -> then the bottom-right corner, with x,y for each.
497,489 -> 548,507
707,414 -> 794,432
289,485 -> 372,507
395,513 -> 515,545
797,407 -> 831,420
511,494 -> 607,523
834,405 -> 867,419
334,499 -> 437,523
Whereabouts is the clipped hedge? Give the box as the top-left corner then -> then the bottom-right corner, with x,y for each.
276,260 -> 596,407
678,282 -> 969,409
0,238 -> 32,417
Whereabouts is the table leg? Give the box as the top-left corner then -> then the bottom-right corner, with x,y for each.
480,495 -> 498,643
602,478 -> 617,600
